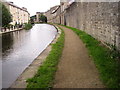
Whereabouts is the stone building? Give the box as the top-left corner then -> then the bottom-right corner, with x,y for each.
36,12 -> 44,23
51,5 -> 61,23
5,1 -> 30,25
44,5 -> 60,23
44,10 -> 51,22
60,1 -> 71,25
6,2 -> 30,25
47,1 -> 120,50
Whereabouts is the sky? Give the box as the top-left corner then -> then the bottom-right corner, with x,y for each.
6,0 -> 60,16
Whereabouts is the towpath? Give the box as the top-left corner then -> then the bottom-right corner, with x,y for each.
54,25 -> 104,88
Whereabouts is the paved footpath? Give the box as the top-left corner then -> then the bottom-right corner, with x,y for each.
54,25 -> 104,88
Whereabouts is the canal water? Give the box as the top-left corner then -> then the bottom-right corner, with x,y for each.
2,24 -> 57,88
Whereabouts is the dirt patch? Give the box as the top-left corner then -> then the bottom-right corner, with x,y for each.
53,25 -> 105,88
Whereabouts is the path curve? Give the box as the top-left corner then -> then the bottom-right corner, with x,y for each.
54,25 -> 104,88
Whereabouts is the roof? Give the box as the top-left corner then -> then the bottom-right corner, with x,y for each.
6,2 -> 30,14
51,5 -> 60,14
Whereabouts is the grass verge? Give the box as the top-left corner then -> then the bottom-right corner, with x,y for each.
26,26 -> 64,88
62,25 -> 120,88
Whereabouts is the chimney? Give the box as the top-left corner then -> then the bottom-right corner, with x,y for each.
22,7 -> 27,11
9,2 -> 13,4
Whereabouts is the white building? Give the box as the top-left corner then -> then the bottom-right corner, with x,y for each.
6,2 -> 30,25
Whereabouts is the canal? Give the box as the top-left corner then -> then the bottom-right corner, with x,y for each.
2,24 -> 57,88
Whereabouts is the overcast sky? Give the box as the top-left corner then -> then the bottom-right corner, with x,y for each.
6,0 -> 60,16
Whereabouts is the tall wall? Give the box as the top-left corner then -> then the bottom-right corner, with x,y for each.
64,2 -> 120,50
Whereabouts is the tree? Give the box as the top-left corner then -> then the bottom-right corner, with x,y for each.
1,3 -> 12,27
39,14 -> 47,23
30,15 -> 36,24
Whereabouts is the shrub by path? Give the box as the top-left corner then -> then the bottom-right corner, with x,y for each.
54,25 -> 104,88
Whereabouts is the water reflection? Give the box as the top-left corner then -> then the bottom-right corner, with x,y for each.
2,33 -> 14,55
2,24 -> 57,88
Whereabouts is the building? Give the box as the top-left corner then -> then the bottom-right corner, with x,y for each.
36,12 -> 44,23
44,5 -> 60,23
60,2 -> 70,25
44,10 -> 51,22
49,1 -> 120,50
5,1 -> 30,25
44,1 -> 71,24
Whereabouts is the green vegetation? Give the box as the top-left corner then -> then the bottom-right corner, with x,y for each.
63,25 -> 120,88
39,14 -> 47,23
24,23 -> 32,30
27,27 -> 65,88
1,2 -> 12,27
30,15 -> 36,24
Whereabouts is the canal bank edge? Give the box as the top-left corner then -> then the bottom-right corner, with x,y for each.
0,28 -> 23,35
10,25 -> 61,88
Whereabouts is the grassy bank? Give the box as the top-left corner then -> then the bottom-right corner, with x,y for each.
63,25 -> 120,88
27,26 -> 65,88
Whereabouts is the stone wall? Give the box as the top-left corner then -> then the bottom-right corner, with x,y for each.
63,2 -> 120,50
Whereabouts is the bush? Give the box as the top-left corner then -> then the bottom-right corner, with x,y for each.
24,23 -> 32,30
